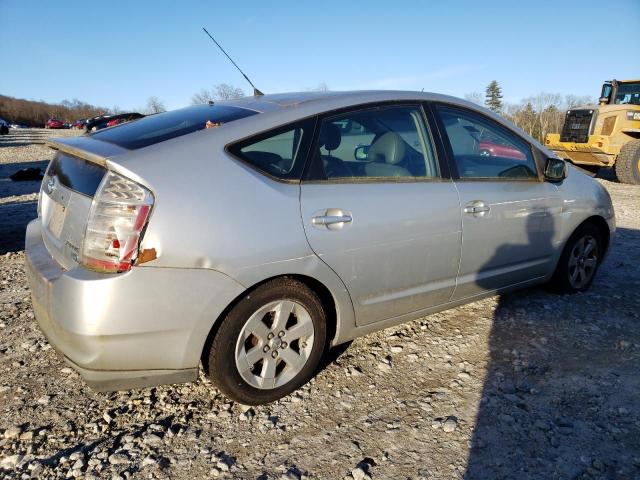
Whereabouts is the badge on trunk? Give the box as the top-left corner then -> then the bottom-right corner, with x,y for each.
46,176 -> 57,195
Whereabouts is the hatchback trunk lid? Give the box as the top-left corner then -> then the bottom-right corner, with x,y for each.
39,138 -> 126,269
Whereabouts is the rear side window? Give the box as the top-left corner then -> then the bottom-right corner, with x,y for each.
91,104 -> 257,150
228,119 -> 315,180
308,105 -> 439,181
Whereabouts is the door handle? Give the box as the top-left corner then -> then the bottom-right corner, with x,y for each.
463,201 -> 490,216
311,208 -> 352,230
312,215 -> 352,226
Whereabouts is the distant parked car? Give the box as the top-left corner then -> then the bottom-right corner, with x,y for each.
45,119 -> 64,129
71,119 -> 86,129
26,91 -> 615,405
0,118 -> 8,135
479,140 -> 527,160
85,112 -> 144,132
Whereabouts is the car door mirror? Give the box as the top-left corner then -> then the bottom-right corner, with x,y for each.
544,157 -> 566,182
354,144 -> 369,160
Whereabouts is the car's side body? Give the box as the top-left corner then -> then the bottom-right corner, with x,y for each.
25,91 -> 615,391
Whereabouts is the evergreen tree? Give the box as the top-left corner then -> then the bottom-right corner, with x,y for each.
485,80 -> 504,113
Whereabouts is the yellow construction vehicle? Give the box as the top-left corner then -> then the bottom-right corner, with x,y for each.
545,79 -> 640,184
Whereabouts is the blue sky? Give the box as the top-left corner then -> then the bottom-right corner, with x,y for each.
1,0 -> 639,110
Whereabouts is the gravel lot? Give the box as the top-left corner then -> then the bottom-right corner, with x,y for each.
0,129 -> 639,479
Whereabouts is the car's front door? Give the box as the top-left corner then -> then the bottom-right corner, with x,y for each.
432,104 -> 563,300
300,104 -> 462,326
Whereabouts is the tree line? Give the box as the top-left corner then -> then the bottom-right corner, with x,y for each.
1,81 -> 592,137
466,80 -> 593,143
0,95 -> 167,127
0,95 -> 109,127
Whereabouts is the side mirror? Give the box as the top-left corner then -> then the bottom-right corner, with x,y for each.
544,157 -> 566,182
354,144 -> 369,160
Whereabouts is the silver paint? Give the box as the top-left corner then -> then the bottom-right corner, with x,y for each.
26,90 -> 615,391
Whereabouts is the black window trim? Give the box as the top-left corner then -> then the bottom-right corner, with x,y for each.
428,101 -> 544,183
225,117 -> 318,184
301,101 -> 451,185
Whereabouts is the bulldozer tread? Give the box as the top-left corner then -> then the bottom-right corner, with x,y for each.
614,140 -> 640,185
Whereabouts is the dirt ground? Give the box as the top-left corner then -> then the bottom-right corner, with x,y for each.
0,129 -> 639,479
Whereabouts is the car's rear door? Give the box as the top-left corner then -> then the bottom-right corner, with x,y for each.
300,104 -> 461,326
430,103 -> 562,300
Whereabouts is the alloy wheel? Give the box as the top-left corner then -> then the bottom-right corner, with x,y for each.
234,300 -> 315,390
567,235 -> 598,289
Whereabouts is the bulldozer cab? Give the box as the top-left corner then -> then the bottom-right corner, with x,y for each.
600,80 -> 640,106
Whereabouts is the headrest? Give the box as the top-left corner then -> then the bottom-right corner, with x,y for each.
320,123 -> 341,151
367,132 -> 406,165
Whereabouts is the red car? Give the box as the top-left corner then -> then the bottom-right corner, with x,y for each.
479,140 -> 526,160
45,119 -> 64,129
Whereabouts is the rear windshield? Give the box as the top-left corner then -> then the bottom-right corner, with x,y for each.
48,152 -> 106,197
90,104 -> 258,150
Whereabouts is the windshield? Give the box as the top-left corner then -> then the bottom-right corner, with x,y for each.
614,82 -> 640,105
90,104 -> 258,149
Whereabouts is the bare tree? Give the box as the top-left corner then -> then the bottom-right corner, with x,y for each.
191,89 -> 214,105
191,83 -> 245,104
526,92 -> 562,142
464,92 -> 483,106
564,94 -> 593,109
307,82 -> 330,92
145,96 -> 166,114
213,83 -> 245,100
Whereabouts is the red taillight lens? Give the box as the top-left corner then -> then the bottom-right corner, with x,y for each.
81,171 -> 154,273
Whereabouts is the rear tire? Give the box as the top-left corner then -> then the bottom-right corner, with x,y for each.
548,223 -> 603,294
614,140 -> 640,185
206,277 -> 327,405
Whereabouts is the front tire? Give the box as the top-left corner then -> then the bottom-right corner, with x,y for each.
549,224 -> 603,294
614,140 -> 640,185
206,277 -> 327,405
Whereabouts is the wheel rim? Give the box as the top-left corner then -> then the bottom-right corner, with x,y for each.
234,300 -> 315,390
567,235 -> 598,289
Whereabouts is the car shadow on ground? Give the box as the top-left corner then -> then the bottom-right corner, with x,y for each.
0,199 -> 37,254
0,160 -> 49,254
464,225 -> 640,479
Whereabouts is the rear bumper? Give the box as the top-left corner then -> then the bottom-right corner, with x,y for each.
545,134 -> 618,166
25,219 -> 245,391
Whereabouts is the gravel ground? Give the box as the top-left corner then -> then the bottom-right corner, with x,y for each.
0,131 -> 639,479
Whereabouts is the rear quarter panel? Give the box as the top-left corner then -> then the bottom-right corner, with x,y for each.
108,126 -> 356,345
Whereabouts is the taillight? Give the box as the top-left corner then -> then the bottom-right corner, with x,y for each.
81,171 -> 154,273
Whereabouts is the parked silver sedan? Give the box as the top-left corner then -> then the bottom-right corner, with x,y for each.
25,91 -> 615,404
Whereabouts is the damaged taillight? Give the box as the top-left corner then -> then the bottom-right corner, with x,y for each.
81,171 -> 154,273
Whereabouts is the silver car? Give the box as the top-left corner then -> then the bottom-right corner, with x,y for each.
25,91 -> 615,405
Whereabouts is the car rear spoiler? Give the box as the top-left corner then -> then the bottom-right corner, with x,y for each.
45,137 -> 129,167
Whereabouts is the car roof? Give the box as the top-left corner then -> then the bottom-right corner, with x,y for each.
214,90 -> 468,114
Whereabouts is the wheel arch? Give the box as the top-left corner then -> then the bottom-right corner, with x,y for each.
553,214 -> 612,274
580,215 -> 612,254
200,273 -> 342,371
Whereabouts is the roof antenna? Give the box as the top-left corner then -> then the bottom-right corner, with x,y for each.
202,27 -> 264,97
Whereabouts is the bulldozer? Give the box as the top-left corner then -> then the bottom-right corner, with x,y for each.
545,79 -> 640,184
